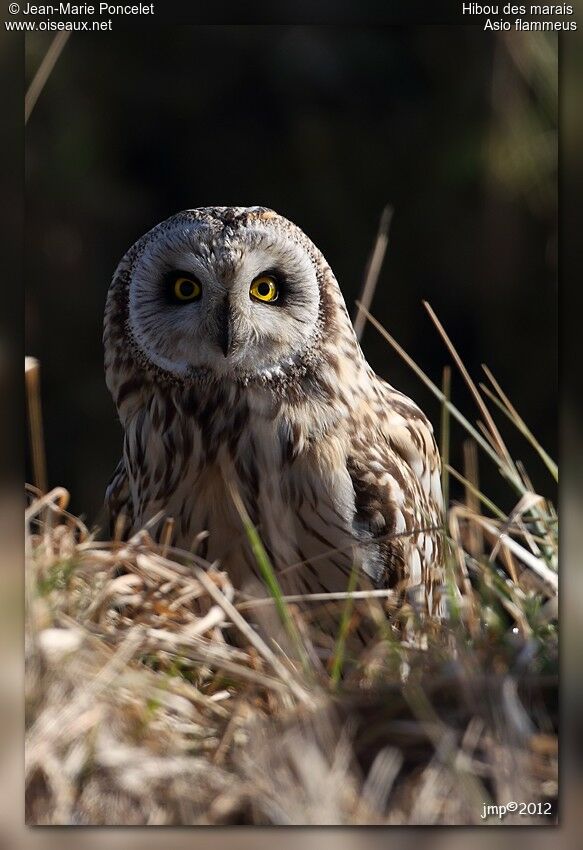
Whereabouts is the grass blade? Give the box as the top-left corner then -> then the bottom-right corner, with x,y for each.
330,560 -> 359,688
25,357 -> 48,494
353,205 -> 393,342
422,301 -> 515,473
227,482 -> 311,675
480,366 -> 558,482
445,465 -> 507,521
440,366 -> 451,515
25,32 -> 71,124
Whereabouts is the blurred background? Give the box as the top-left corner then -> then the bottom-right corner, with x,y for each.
25,26 -> 558,522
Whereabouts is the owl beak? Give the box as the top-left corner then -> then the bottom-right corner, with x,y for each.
215,296 -> 232,358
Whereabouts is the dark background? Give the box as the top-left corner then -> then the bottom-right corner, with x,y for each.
25,26 -> 558,522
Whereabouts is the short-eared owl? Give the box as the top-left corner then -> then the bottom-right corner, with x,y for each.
104,207 -> 443,612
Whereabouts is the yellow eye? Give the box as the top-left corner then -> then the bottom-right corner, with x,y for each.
172,276 -> 201,302
250,275 -> 278,303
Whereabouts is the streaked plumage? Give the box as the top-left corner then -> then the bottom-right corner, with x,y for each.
104,207 -> 443,613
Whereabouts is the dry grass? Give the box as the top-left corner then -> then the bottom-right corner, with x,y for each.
24,307 -> 558,825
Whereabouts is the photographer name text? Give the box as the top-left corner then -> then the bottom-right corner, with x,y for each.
18,3 -> 154,14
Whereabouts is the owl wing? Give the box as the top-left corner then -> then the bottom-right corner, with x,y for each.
346,380 -> 443,594
105,457 -> 133,537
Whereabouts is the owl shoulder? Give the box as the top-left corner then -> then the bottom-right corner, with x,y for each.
347,374 -> 442,513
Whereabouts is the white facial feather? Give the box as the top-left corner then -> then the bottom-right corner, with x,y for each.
128,216 -> 320,379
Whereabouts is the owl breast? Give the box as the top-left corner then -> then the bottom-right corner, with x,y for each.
122,381 -> 367,597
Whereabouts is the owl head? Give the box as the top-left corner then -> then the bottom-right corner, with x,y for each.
106,206 -> 354,386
